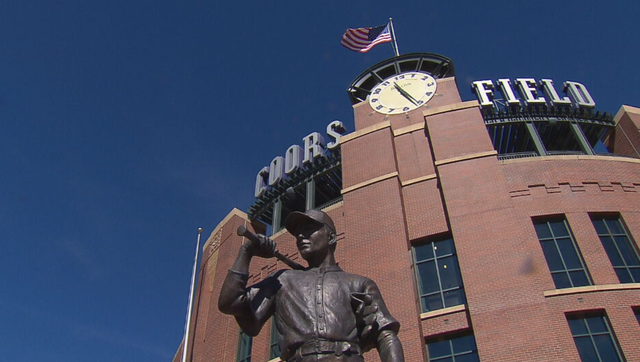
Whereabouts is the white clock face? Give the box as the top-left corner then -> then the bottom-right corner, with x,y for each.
368,72 -> 437,114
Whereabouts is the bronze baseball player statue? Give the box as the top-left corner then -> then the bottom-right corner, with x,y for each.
219,209 -> 405,361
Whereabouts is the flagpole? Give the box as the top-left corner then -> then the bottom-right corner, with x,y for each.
389,18 -> 400,57
181,228 -> 202,362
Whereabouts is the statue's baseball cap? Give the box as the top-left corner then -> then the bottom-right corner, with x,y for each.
284,209 -> 336,235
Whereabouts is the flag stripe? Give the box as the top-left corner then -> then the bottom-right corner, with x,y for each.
341,24 -> 392,53
343,37 -> 368,47
351,31 -> 369,40
342,32 -> 368,45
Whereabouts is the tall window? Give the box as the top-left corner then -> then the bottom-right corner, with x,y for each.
567,313 -> 625,362
413,236 -> 465,312
591,215 -> 640,283
534,218 -> 591,289
427,334 -> 479,362
634,308 -> 640,326
269,318 -> 281,360
236,331 -> 252,362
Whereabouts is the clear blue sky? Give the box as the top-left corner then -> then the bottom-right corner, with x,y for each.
0,1 -> 638,361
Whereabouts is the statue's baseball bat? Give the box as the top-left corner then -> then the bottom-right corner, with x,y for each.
237,225 -> 305,270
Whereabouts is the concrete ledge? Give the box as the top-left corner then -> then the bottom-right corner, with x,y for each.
352,99 -> 368,109
321,200 -> 344,213
500,154 -> 640,165
271,226 -> 288,239
340,121 -> 391,143
420,304 -> 466,320
543,283 -> 640,297
437,77 -> 456,84
423,100 -> 479,118
341,172 -> 398,195
393,122 -> 425,137
401,174 -> 437,187
203,208 -> 248,250
613,104 -> 640,125
435,151 -> 497,166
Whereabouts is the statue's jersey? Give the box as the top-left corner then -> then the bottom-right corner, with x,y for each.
224,265 -> 399,361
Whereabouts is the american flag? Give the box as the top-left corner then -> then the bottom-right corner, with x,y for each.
341,24 -> 392,53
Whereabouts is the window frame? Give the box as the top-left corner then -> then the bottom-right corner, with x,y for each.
566,311 -> 625,362
426,333 -> 480,362
236,330 -> 252,362
268,317 -> 281,360
533,217 -> 592,289
412,235 -> 466,313
590,214 -> 640,283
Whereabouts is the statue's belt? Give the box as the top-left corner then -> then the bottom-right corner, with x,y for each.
288,339 -> 362,361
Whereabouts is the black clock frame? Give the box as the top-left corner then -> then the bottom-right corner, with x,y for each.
347,53 -> 455,105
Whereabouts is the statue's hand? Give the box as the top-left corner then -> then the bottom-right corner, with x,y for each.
244,234 -> 277,259
360,303 -> 379,342
351,293 -> 379,349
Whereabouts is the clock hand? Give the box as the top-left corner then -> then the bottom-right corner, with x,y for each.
393,82 -> 419,106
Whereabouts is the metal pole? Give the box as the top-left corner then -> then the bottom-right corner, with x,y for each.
525,122 -> 547,156
570,122 -> 595,155
182,228 -> 202,362
389,18 -> 400,57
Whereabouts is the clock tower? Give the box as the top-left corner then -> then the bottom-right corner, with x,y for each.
338,52 -> 488,361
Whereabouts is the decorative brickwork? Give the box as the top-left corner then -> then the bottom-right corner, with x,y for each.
510,180 -> 640,198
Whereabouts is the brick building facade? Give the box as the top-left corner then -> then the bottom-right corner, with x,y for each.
174,54 -> 640,362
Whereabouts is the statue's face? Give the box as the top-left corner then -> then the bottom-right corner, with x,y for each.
294,221 -> 332,262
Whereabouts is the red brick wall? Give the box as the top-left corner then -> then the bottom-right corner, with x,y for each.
495,156 -> 640,361
612,109 -> 640,157
426,107 -> 493,161
402,179 -> 448,240
421,309 -> 469,338
430,142 -> 563,361
342,127 -> 397,190
394,131 -> 436,183
189,214 -> 246,362
341,178 -> 427,362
